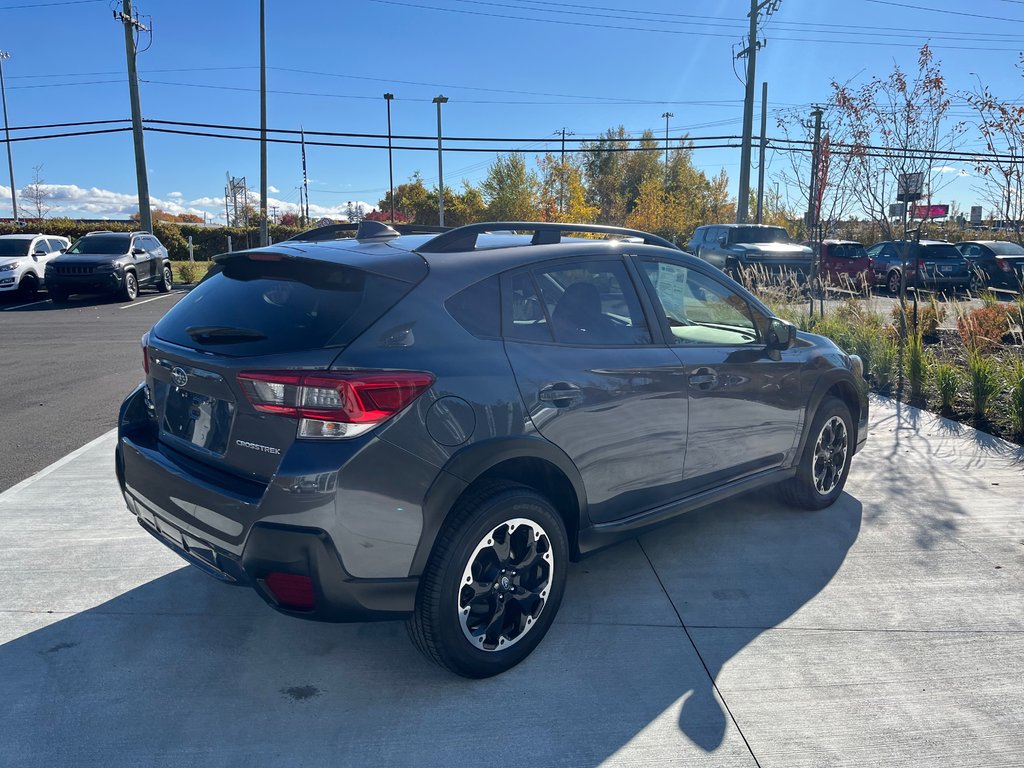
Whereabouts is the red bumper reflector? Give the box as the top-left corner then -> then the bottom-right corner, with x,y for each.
265,572 -> 316,610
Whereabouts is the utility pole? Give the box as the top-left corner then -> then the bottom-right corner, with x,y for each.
433,95 -> 448,226
756,81 -> 768,224
0,51 -> 16,222
736,0 -> 780,223
557,127 -> 574,215
258,0 -> 268,246
807,106 -> 823,315
384,92 -> 395,222
115,0 -> 152,233
300,127 -> 309,224
661,111 -> 673,187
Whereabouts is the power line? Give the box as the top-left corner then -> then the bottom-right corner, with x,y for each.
862,0 -> 1024,22
0,0 -> 102,9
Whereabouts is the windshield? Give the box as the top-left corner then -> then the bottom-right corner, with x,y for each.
730,226 -> 790,244
0,239 -> 31,257
67,235 -> 130,255
989,242 -> 1024,257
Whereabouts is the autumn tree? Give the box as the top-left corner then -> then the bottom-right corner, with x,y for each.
964,58 -> 1024,243
22,165 -> 53,220
831,44 -> 963,240
481,153 -> 538,220
536,153 -> 598,223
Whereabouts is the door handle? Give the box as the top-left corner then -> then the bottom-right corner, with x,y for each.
688,369 -> 718,389
538,384 -> 582,406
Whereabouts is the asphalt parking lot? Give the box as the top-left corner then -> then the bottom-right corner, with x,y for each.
0,289 -> 184,492
0,397 -> 1021,767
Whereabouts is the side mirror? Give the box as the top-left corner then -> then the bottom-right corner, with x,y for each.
33,247 -> 47,256
767,318 -> 795,351
132,246 -> 146,256
717,234 -> 728,246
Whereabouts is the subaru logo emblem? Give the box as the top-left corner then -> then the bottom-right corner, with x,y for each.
171,367 -> 189,388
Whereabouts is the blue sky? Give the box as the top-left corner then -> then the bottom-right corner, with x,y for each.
0,0 -> 1023,222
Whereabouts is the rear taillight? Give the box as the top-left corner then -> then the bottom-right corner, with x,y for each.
237,370 -> 434,439
141,331 -> 150,374
264,572 -> 315,611
998,259 -> 1013,273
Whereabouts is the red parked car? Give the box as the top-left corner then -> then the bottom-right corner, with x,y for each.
805,240 -> 872,291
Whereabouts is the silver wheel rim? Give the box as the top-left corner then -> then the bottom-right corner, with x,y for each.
812,415 -> 848,496
889,273 -> 900,293
127,274 -> 137,297
457,517 -> 553,652
164,267 -> 172,286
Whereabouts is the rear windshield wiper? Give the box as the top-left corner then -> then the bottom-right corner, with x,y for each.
186,325 -> 267,343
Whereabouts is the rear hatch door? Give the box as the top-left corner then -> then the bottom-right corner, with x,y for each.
148,249 -> 422,484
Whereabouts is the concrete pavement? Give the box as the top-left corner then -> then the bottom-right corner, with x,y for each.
0,397 -> 1021,766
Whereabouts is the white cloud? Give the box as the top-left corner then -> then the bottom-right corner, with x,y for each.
933,165 -> 969,176
168,191 -> 183,198
268,185 -> 280,194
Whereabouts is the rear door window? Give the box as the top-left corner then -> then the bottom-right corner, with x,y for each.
153,256 -> 416,357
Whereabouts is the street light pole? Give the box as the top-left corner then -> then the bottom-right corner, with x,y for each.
384,92 -> 395,223
661,111 -> 673,186
433,95 -> 448,226
0,51 -> 17,222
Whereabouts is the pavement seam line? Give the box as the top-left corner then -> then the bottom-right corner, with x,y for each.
0,428 -> 117,501
637,538 -> 764,768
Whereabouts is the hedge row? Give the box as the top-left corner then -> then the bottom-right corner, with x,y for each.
0,219 -> 307,261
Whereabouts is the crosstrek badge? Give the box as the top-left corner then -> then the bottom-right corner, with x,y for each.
235,439 -> 281,455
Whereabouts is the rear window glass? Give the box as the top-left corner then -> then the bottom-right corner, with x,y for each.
989,242 -> 1024,256
153,257 -> 415,357
919,244 -> 963,260
68,235 -> 130,254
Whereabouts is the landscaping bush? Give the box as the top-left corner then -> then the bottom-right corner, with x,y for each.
1004,357 -> 1024,438
871,334 -> 898,393
930,355 -> 959,412
906,330 -> 926,400
957,304 -> 1012,353
966,348 -> 999,419
890,299 -> 946,339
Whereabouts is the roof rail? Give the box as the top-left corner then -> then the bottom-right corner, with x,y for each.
416,222 -> 679,253
286,221 -> 451,243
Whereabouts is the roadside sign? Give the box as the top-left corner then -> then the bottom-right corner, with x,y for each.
912,204 -> 949,218
317,217 -> 333,226
970,206 -> 983,225
889,203 -> 906,218
897,172 -> 924,202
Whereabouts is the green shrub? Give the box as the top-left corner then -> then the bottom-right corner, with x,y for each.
1005,358 -> 1024,437
871,334 -> 898,392
933,363 -> 959,411
966,348 -> 999,419
891,299 -> 946,338
978,289 -> 999,308
173,261 -> 212,284
906,331 -> 926,400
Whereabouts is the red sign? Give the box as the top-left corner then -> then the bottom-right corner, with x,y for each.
912,204 -> 949,218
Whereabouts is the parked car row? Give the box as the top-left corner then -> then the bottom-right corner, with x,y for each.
0,229 -> 172,302
686,223 -> 1024,295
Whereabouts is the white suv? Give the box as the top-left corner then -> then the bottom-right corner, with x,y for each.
0,234 -> 70,298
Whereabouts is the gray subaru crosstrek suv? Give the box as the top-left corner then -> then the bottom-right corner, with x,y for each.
117,221 -> 868,678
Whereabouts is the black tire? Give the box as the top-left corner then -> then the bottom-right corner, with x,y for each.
779,396 -> 853,511
887,270 -> 902,295
159,264 -> 173,293
120,271 -> 139,301
18,273 -> 39,299
407,480 -> 569,679
48,286 -> 68,303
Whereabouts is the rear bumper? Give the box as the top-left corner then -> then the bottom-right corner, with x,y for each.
125,493 -> 418,622
116,384 -> 419,622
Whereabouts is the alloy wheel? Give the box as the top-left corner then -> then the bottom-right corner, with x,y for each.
812,415 -> 848,496
457,517 -> 553,652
